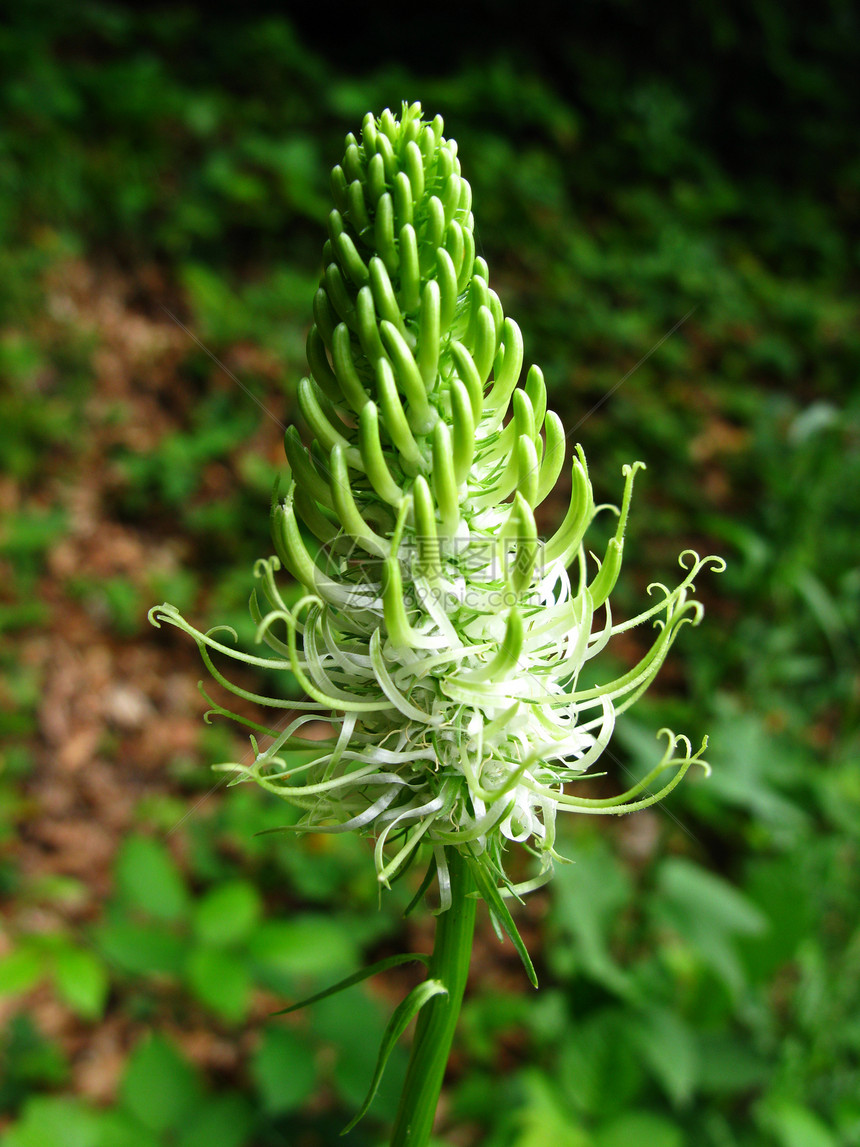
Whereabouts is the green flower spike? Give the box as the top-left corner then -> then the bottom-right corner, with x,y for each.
150,102 -> 723,1142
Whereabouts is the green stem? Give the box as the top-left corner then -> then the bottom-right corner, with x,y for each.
390,848 -> 477,1146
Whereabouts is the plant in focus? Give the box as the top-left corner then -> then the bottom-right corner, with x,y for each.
151,102 -> 722,1143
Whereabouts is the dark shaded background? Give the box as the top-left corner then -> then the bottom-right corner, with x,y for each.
1,3 -> 858,1145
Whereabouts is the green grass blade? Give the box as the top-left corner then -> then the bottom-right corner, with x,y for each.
403,855 -> 437,917
269,952 -> 430,1017
467,857 -> 538,988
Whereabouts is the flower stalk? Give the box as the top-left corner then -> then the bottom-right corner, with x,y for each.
389,848 -> 476,1147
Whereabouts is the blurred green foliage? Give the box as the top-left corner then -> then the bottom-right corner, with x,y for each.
1,2 -> 858,1145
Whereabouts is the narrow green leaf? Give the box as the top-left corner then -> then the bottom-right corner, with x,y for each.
341,979 -> 448,1135
403,858 -> 437,918
270,952 -> 430,1016
467,857 -> 538,988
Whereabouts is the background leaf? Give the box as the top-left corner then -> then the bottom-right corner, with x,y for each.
52,946 -> 109,1020
186,947 -> 251,1023
0,1097 -> 103,1147
595,1111 -> 683,1147
192,880 -> 262,948
250,1027 -> 317,1114
120,1035 -> 202,1134
0,947 -> 43,998
760,1102 -> 839,1147
177,1095 -> 255,1147
248,916 -> 359,985
632,1008 -> 698,1108
114,837 -> 189,923
510,1072 -> 589,1147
